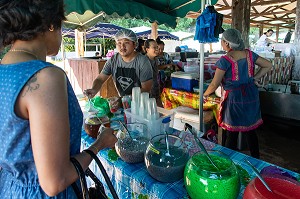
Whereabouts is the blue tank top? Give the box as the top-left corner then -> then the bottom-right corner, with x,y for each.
0,60 -> 83,198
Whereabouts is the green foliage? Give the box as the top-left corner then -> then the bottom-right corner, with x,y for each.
61,37 -> 115,55
59,17 -> 261,54
222,24 -> 231,30
88,38 -> 116,55
109,18 -> 151,29
109,17 -> 196,33
159,18 -> 196,32
0,46 -> 10,59
62,37 -> 75,52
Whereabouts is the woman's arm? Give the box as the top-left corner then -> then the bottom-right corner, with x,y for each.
203,68 -> 225,97
19,67 -> 116,196
254,56 -> 272,80
141,79 -> 153,93
266,38 -> 276,43
85,72 -> 110,98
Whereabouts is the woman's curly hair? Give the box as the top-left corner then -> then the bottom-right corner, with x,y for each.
0,0 -> 66,48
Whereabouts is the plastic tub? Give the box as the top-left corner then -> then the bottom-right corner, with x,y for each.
184,66 -> 199,73
124,107 -> 174,137
186,58 -> 199,67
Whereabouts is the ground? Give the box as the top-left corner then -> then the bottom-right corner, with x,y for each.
240,116 -> 300,173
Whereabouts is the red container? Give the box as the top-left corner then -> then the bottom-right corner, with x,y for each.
243,175 -> 300,199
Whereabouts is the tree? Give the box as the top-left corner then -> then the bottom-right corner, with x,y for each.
109,17 -> 196,33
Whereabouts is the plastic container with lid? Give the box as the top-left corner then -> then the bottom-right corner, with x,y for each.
186,58 -> 199,67
124,107 -> 174,137
184,66 -> 199,73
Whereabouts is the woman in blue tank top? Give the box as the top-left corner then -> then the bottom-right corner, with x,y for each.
0,1 -> 117,198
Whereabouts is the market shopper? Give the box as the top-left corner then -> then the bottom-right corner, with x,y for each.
0,0 -> 117,198
144,39 -> 161,105
256,29 -> 276,47
203,28 -> 272,158
136,38 -> 146,54
85,29 -> 153,98
156,37 -> 176,70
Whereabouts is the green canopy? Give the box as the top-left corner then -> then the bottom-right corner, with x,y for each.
64,0 -> 218,29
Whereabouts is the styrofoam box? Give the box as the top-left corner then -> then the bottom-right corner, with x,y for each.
171,71 -> 199,92
124,107 -> 174,137
172,110 -> 215,133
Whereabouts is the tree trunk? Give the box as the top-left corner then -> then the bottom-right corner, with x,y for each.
231,0 -> 251,48
293,0 -> 300,80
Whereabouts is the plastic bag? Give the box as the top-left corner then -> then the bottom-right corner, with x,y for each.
85,96 -> 113,118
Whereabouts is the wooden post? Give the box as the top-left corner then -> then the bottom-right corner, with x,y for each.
75,29 -> 84,57
259,24 -> 264,37
231,0 -> 251,48
151,22 -> 158,40
293,0 -> 300,80
276,25 -> 279,42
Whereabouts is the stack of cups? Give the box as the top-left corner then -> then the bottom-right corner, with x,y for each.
131,87 -> 141,115
147,98 -> 159,120
139,92 -> 149,118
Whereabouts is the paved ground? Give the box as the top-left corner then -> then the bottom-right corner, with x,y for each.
239,116 -> 300,173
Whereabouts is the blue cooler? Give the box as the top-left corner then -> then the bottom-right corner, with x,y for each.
171,72 -> 199,92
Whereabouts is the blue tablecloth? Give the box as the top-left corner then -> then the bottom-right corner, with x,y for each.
81,116 -> 300,199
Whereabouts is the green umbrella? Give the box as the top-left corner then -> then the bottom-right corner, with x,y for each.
64,0 -> 218,29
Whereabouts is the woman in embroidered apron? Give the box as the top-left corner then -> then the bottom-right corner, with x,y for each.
203,29 -> 272,158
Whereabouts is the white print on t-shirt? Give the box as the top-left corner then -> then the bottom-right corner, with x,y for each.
117,76 -> 133,91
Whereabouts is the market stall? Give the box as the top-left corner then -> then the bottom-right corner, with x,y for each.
78,94 -> 300,199
67,58 -> 118,98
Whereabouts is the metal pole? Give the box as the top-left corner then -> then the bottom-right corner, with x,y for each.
198,0 -> 206,132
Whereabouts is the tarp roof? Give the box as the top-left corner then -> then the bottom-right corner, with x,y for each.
64,0 -> 218,29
